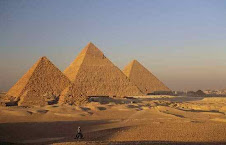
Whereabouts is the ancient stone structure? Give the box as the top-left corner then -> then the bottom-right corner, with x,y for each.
59,84 -> 87,105
4,56 -> 85,106
64,42 -> 143,97
123,60 -> 171,94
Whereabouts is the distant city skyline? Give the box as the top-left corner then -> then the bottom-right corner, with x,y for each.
1,0 -> 226,91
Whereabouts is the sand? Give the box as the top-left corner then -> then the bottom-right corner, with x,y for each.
0,95 -> 226,144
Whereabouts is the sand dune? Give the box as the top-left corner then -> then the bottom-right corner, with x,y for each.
1,109 -> 32,116
0,95 -> 226,144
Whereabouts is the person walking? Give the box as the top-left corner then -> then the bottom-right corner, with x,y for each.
75,126 -> 83,139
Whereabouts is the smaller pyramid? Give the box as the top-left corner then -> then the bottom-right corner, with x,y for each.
4,56 -> 78,106
59,84 -> 87,105
123,60 -> 171,94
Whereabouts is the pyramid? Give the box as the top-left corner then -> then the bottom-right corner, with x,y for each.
4,56 -> 82,106
123,60 -> 171,94
59,84 -> 88,105
64,42 -> 143,97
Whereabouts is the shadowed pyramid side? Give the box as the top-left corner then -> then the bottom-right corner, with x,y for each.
64,42 -> 143,97
123,60 -> 171,94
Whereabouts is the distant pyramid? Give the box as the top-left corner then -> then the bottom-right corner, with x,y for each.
4,56 -> 82,106
123,60 -> 171,94
64,42 -> 143,97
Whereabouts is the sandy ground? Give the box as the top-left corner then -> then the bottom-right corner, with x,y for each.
0,95 -> 226,145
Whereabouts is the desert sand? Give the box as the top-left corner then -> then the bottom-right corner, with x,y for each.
0,95 -> 226,145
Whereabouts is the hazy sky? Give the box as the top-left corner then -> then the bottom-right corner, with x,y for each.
1,0 -> 226,92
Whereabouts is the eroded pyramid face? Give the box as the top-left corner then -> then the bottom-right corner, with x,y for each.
64,42 -> 143,97
4,57 -> 74,106
123,60 -> 171,94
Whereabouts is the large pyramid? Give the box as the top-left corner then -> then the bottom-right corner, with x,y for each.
4,56 -> 82,106
123,60 -> 171,94
64,42 -> 143,97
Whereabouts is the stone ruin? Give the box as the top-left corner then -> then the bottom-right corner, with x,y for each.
59,83 -> 87,105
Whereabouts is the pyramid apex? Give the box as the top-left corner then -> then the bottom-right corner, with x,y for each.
130,59 -> 140,65
82,42 -> 104,55
86,42 -> 95,47
40,56 -> 48,60
85,41 -> 97,49
37,56 -> 49,63
83,42 -> 98,51
132,59 -> 138,63
88,41 -> 93,45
